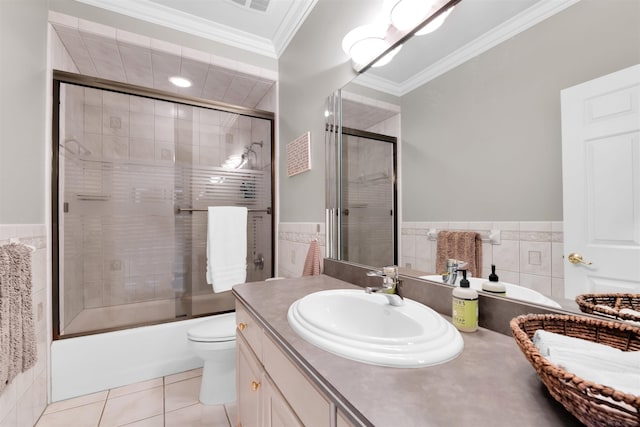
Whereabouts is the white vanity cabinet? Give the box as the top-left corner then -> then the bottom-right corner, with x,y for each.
236,302 -> 331,427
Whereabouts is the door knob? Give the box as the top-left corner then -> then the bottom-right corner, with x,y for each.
568,252 -> 592,265
251,380 -> 260,392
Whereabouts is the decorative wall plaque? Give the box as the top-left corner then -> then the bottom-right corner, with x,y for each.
286,132 -> 311,177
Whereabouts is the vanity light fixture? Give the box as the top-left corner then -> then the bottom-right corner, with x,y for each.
169,76 -> 192,88
342,24 -> 402,68
415,6 -> 454,35
342,0 -> 456,69
390,0 -> 435,31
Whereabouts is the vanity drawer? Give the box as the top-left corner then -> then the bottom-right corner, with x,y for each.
236,302 -> 263,362
263,334 -> 331,427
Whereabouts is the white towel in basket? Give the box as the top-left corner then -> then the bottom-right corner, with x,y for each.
534,329 -> 640,396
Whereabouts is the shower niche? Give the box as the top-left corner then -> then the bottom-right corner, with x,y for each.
52,72 -> 274,338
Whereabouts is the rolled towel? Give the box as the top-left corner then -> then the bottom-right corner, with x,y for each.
534,329 -> 640,396
620,308 -> 640,327
620,308 -> 640,317
547,346 -> 640,371
533,330 -> 622,357
548,355 -> 640,396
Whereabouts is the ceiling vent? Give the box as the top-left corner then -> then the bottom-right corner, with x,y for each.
230,0 -> 269,12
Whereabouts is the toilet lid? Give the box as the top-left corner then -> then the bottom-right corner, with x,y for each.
187,312 -> 237,342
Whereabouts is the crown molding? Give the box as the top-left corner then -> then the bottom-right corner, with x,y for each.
75,0 -> 278,58
357,0 -> 582,97
272,0 -> 318,56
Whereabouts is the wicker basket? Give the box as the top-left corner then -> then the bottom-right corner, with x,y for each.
510,313 -> 640,427
575,293 -> 640,323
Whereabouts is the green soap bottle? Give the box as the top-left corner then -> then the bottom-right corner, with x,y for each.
452,270 -> 478,332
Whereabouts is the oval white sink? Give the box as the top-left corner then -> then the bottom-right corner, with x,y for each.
419,275 -> 562,308
287,289 -> 463,368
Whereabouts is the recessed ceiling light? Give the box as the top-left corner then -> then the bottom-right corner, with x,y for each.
169,76 -> 192,88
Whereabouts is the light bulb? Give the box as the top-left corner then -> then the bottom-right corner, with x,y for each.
169,76 -> 192,88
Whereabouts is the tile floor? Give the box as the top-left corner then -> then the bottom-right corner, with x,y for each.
34,368 -> 236,427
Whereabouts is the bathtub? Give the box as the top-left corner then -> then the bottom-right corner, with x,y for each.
51,315 -> 224,402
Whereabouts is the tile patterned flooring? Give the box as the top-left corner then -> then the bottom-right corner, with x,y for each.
35,368 -> 236,427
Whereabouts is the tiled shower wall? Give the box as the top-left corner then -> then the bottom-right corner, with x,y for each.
401,221 -> 565,300
0,225 -> 48,427
277,223 -> 326,278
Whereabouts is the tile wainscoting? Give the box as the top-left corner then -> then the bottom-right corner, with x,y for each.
0,224 -> 49,427
401,221 -> 565,300
277,223 -> 326,278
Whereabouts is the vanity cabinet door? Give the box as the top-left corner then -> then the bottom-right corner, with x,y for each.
263,376 -> 303,427
237,334 -> 263,427
263,335 -> 331,427
236,302 -> 263,362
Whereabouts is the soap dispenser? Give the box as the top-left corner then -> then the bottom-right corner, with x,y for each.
481,264 -> 506,296
452,270 -> 478,332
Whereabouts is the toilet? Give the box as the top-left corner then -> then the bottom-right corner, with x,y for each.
187,312 -> 237,405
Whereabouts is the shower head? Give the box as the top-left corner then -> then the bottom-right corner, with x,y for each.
223,141 -> 264,169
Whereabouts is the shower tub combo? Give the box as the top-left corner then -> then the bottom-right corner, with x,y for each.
51,71 -> 275,401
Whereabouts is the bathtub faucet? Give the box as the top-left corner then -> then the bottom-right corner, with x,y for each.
365,266 -> 404,306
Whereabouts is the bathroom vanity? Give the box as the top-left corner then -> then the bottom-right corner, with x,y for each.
232,274 -> 582,426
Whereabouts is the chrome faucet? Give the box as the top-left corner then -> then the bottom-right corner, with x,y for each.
441,259 -> 469,284
365,266 -> 404,306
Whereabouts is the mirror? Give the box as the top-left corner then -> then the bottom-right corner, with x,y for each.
327,0 -> 640,313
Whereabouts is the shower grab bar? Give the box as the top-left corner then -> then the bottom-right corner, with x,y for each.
177,207 -> 272,215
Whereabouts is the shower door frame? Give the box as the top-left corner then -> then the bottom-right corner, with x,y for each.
51,70 -> 275,340
339,126 -> 398,266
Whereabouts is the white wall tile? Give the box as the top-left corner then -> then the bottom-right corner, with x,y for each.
519,241 -> 551,276
0,225 -> 48,425
493,239 -> 519,272
551,242 -> 564,279
519,273 -> 552,296
401,233 -> 415,259
492,221 -> 519,231
551,278 -> 565,300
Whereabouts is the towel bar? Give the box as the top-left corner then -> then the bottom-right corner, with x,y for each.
426,228 -> 501,244
177,207 -> 271,215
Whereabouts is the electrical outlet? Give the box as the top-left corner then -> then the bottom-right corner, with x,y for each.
291,249 -> 295,264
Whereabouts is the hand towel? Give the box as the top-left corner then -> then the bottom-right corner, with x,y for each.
206,207 -> 247,293
547,356 -> 640,396
534,329 -> 640,396
533,329 -> 623,356
302,240 -> 322,276
0,243 -> 37,393
435,231 -> 482,278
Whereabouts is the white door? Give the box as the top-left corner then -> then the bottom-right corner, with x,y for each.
561,64 -> 640,299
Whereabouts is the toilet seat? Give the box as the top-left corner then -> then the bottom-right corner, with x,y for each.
187,312 -> 237,342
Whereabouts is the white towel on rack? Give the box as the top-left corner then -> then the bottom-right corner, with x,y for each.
206,206 -> 247,292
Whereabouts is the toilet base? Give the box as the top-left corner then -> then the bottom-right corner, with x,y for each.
199,351 -> 236,405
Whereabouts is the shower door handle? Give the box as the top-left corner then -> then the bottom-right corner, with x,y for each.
253,254 -> 264,270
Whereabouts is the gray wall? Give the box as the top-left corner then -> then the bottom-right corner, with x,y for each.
0,0 -> 48,223
277,0 -> 382,222
402,0 -> 640,221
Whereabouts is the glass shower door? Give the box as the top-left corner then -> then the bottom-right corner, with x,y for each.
54,78 -> 274,337
340,130 -> 396,267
